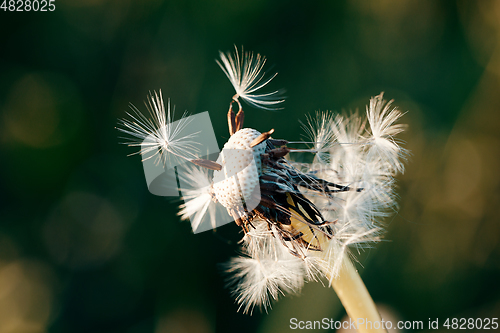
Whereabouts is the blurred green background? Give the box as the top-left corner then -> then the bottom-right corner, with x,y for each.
1,1 -> 499,332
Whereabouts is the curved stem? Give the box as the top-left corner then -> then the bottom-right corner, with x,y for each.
324,255 -> 388,333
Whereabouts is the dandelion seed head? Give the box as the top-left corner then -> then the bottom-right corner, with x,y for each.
119,54 -> 407,314
162,90 -> 408,313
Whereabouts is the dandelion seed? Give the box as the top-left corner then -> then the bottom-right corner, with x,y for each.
366,92 -> 408,173
301,111 -> 336,164
217,46 -> 285,110
177,165 -> 216,232
117,90 -> 201,166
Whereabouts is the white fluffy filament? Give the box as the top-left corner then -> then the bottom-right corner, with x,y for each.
217,46 -> 285,110
118,91 -> 200,165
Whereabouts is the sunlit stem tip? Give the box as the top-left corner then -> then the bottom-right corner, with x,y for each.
250,129 -> 274,147
228,99 -> 244,136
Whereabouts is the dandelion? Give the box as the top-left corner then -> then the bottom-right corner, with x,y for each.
120,48 -> 407,333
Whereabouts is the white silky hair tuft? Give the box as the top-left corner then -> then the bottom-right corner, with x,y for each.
118,91 -> 200,165
226,221 -> 307,314
217,46 -> 285,110
177,165 -> 217,232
